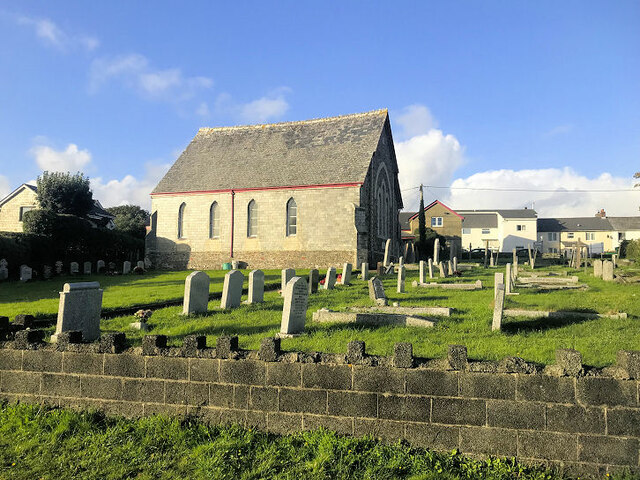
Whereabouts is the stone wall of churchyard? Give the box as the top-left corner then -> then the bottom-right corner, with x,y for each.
148,186 -> 362,269
1,332 -> 639,478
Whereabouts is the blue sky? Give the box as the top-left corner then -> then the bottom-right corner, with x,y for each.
0,1 -> 638,216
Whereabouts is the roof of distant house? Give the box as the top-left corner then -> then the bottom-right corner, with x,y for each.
0,183 -> 37,207
398,211 -> 415,230
537,217 -> 613,232
606,217 -> 640,231
457,208 -> 537,219
461,213 -> 498,228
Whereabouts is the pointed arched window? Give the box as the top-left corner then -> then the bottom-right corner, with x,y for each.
247,200 -> 258,237
286,198 -> 297,236
177,202 -> 186,239
209,202 -> 220,238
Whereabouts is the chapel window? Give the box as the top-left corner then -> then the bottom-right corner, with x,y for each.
247,200 -> 258,237
286,198 -> 297,236
209,202 -> 220,238
177,202 -> 186,239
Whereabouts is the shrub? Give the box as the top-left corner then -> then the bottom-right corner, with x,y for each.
623,239 -> 640,261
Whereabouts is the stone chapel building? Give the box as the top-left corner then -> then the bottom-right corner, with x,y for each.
146,109 -> 403,269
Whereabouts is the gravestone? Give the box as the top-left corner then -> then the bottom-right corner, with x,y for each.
512,248 -> 517,265
308,269 -> 319,294
612,254 -> 618,268
492,283 -> 505,331
434,238 -> 440,264
490,255 -> 495,267
453,257 -> 458,273
248,269 -> 265,304
341,263 -> 353,285
324,267 -> 336,290
144,257 -> 152,269
505,263 -> 512,295
182,271 -> 210,314
231,260 -> 239,270
494,272 -> 504,299
404,243 -> 409,262
368,277 -> 388,306
20,265 -> 32,282
438,261 -> 446,278
361,262 -> 369,281
376,262 -> 384,276
593,259 -> 603,278
70,262 -> 79,275
383,239 -> 391,266
51,282 -> 103,342
419,260 -> 426,284
408,242 -> 415,264
43,265 -> 52,279
279,277 -> 308,336
281,268 -> 295,296
83,261 -> 92,275
428,258 -> 434,278
97,260 -> 105,273
399,256 -> 404,267
137,260 -> 145,269
221,270 -> 244,308
397,265 -> 406,293
513,255 -> 519,278
55,261 -> 63,275
123,261 -> 132,274
602,260 -> 614,281
448,260 -> 454,275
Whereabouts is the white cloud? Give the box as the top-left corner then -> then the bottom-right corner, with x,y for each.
544,124 -> 574,137
216,88 -> 291,124
394,104 -> 438,139
16,15 -> 99,52
30,143 -> 92,172
445,168 -> 640,217
89,53 -> 213,102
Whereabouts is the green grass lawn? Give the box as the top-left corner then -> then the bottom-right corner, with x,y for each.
1,264 -> 639,367
0,402 -> 573,480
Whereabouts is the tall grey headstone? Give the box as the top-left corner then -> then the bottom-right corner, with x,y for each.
505,263 -> 512,295
434,238 -> 440,264
324,267 -> 336,290
182,271 -> 210,314
55,261 -> 63,275
494,272 -> 504,299
361,262 -> 369,281
368,277 -> 388,306
513,255 -> 519,278
20,265 -> 32,282
308,269 -> 319,294
419,260 -> 426,284
593,259 -> 603,278
97,260 -> 105,273
397,265 -> 406,293
123,261 -> 132,274
383,239 -> 391,267
281,268 -> 295,296
279,277 -> 308,336
341,263 -> 352,285
51,282 -> 103,342
398,256 -> 404,267
221,270 -> 244,309
403,243 -> 409,262
248,269 -> 265,304
408,242 -> 415,264
83,261 -> 92,275
492,283 -> 505,331
602,260 -> 614,281
428,258 -> 434,279
512,248 -> 517,265
70,262 -> 79,275
453,257 -> 458,273
448,260 -> 454,275
438,261 -> 447,278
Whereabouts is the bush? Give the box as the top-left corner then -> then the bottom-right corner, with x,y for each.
623,239 -> 640,261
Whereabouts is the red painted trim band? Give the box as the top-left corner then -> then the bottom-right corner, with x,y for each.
151,182 -> 363,197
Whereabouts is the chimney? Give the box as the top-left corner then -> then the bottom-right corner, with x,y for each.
595,209 -> 606,218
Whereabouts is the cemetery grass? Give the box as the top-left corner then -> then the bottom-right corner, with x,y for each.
0,402 -> 577,480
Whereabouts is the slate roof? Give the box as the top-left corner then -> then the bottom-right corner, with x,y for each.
537,217 -> 613,232
457,209 -> 537,219
607,217 -> 640,231
399,211 -> 416,230
153,109 -> 390,194
461,213 -> 498,228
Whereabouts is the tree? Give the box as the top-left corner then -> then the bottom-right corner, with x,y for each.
106,205 -> 149,239
415,184 -> 427,260
36,171 -> 94,217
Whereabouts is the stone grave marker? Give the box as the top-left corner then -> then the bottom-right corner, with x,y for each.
281,268 -> 295,296
55,261 -> 63,275
397,265 -> 406,293
428,258 -> 434,278
324,267 -> 336,290
438,261 -> 447,278
453,256 -> 458,272
490,254 -> 495,267
612,254 -> 618,268
83,261 -> 92,275
279,277 -> 309,337
43,265 -> 52,279
494,272 -> 504,299
70,262 -> 79,275
308,269 -> 319,294
341,263 -> 352,285
221,270 -> 244,308
512,248 -> 517,265
123,261 -> 132,274
51,282 -> 103,342
505,263 -> 512,295
403,243 -> 409,261
383,239 -> 391,266
513,255 -> 519,278
182,271 -> 210,315
144,257 -> 152,269
492,283 -> 505,331
20,265 -> 32,282
419,260 -> 426,284
368,276 -> 388,306
137,260 -> 145,269
231,260 -> 239,270
399,256 -> 404,267
602,260 -> 614,281
433,238 -> 440,264
408,242 -> 415,263
593,259 -> 603,278
448,260 -> 454,275
376,261 -> 384,276
361,262 -> 369,281
248,269 -> 265,304
97,260 -> 105,273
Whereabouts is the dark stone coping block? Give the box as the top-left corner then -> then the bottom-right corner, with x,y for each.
55,331 -> 83,351
182,335 -> 206,356
14,330 -> 45,349
347,340 -> 365,364
13,314 -> 34,328
393,343 -> 413,368
617,350 -> 640,379
556,348 -> 583,376
258,337 -> 280,362
142,335 -> 167,356
448,345 -> 467,370
216,336 -> 239,359
100,333 -> 127,354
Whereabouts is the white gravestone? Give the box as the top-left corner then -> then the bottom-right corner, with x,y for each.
137,260 -> 145,269
51,282 -> 103,342
448,260 -> 454,276
83,261 -> 92,275
453,257 -> 458,273
399,256 -> 404,267
397,265 -> 406,293
361,262 -> 369,281
324,267 -> 336,290
20,265 -> 32,282
368,277 -> 388,306
97,260 -> 105,273
490,255 -> 495,267
433,238 -> 440,264
123,261 -> 132,274
70,262 -> 79,275
593,259 -> 603,278
383,239 -> 391,267
419,260 -> 426,284
438,261 -> 446,278
221,270 -> 244,308
279,277 -> 309,337
492,283 -> 505,331
428,258 -> 434,279
602,261 -> 614,281
281,268 -> 295,296
494,272 -> 504,299
248,269 -> 265,304
341,263 -> 352,285
182,271 -> 210,315
55,261 -> 63,274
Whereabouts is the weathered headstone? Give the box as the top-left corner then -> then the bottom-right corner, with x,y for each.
398,256 -> 404,267
419,260 -> 426,284
43,265 -> 52,279
593,259 -> 603,278
408,242 -> 415,264
221,270 -> 244,308
361,262 -> 369,281
51,282 -> 103,342
281,268 -> 295,296
137,260 -> 145,269
308,269 -> 319,294
383,239 -> 391,267
527,246 -> 533,267
144,257 -> 152,269
397,265 -> 406,293
231,260 -> 239,270
428,258 -> 434,279
248,269 -> 265,304
97,260 -> 105,273
341,263 -> 352,285
182,271 -> 210,314
447,260 -> 454,275
453,256 -> 458,273
70,262 -> 79,275
123,261 -> 132,274
83,261 -> 92,275
55,261 -> 63,275
513,255 -> 519,278
492,283 -> 505,331
324,267 -> 336,290
494,272 -> 504,299
438,261 -> 447,278
403,243 -> 409,262
376,261 -> 384,276
574,246 -> 581,269
612,254 -> 618,268
368,277 -> 388,306
505,263 -> 512,295
512,248 -> 517,265
279,277 -> 309,336
602,260 -> 614,281
489,254 -> 495,267
450,242 -> 457,262
20,265 -> 32,282
434,238 -> 440,264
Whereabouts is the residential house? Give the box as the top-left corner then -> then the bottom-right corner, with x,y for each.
457,209 -> 538,252
537,217 -> 614,255
399,200 -> 463,251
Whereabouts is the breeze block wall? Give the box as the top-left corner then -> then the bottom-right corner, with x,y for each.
0,329 -> 638,479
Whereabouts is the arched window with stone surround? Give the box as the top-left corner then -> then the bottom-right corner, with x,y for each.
247,199 -> 258,237
209,202 -> 220,238
177,202 -> 186,239
286,198 -> 297,236
375,163 -> 391,238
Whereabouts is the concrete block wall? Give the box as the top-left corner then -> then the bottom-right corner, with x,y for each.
0,333 -> 638,478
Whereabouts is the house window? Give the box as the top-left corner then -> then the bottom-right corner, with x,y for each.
462,228 -> 470,235
547,232 -> 557,241
209,202 -> 220,239
177,202 -> 186,239
481,228 -> 490,235
286,198 -> 297,236
586,232 -> 595,241
247,200 -> 258,237
431,217 -> 443,227
516,224 -> 526,231
567,232 -> 574,239
19,206 -> 35,221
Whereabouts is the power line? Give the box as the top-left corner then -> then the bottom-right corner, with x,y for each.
404,184 -> 640,193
